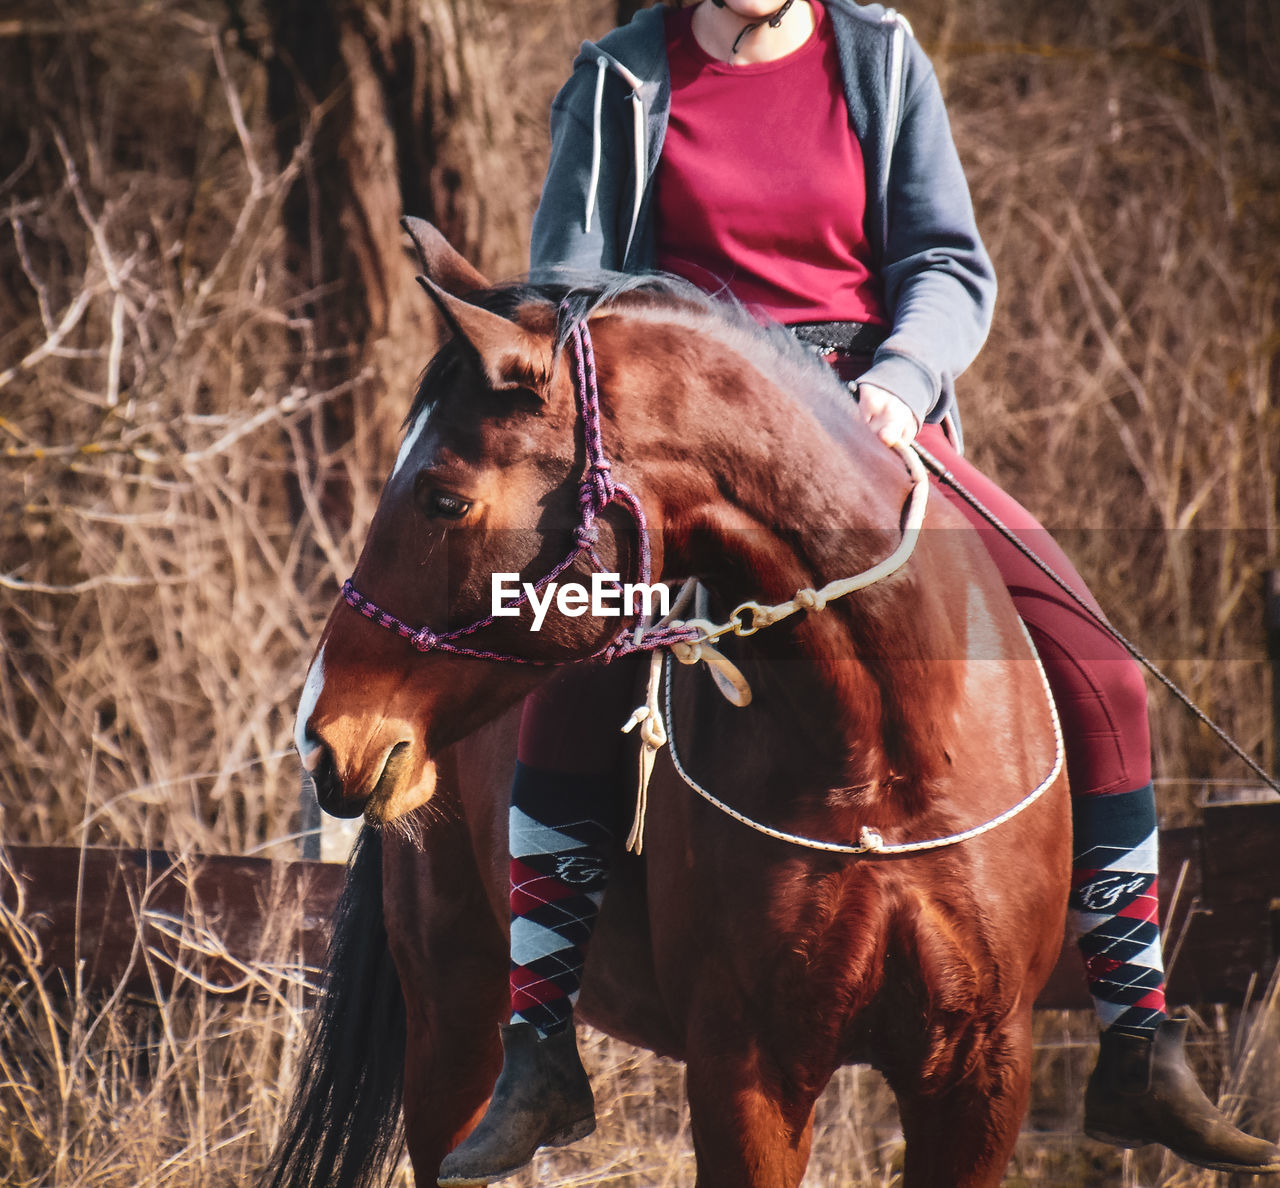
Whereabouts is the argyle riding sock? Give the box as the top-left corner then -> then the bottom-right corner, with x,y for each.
1069,782 -> 1168,1036
508,762 -> 616,1037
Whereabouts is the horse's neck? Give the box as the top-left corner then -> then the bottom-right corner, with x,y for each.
661,384 -> 910,636
646,371 -> 933,775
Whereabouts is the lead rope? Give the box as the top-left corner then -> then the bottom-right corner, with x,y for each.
649,442 -> 931,661
623,443 -> 936,852
626,436 -> 1275,854
619,443 -> 933,850
911,442 -> 1280,796
659,616 -> 1064,855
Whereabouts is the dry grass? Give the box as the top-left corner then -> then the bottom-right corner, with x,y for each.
940,0 -> 1280,798
0,3 -> 376,857
2,849 -> 1277,1188
0,0 -> 1277,1183
0,845 -> 320,1187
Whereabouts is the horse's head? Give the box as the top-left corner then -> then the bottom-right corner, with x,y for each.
295,221 -> 649,822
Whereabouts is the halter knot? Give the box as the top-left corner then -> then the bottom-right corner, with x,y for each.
581,462 -> 615,510
795,588 -> 827,612
574,522 -> 601,549
857,826 -> 885,852
410,627 -> 438,652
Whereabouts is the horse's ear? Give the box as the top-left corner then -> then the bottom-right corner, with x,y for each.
401,217 -> 489,295
417,276 -> 551,395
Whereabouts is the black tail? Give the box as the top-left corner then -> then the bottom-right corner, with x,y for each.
265,827 -> 406,1188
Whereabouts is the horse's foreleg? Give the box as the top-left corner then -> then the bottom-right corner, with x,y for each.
891,1007 -> 1034,1188
382,820 -> 509,1176
684,1031 -> 821,1188
401,992 -> 506,1170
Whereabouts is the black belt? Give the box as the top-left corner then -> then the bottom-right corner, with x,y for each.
789,320 -> 888,354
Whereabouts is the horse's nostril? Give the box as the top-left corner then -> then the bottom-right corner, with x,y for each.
309,741 -> 365,820
372,741 -> 413,803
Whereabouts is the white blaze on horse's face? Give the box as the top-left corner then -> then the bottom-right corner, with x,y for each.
392,406 -> 433,479
294,644 -> 327,771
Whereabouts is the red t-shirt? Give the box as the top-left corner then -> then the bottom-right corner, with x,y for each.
655,1 -> 887,326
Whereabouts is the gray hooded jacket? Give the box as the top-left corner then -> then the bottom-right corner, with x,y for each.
529,1 -> 996,440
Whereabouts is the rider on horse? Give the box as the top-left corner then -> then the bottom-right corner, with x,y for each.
438,1 -> 1280,1182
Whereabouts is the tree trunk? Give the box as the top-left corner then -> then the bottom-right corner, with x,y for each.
266,0 -> 519,345
262,0 -> 521,530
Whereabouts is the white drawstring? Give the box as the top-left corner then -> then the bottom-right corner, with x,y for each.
585,55 -> 647,266
585,57 -> 608,234
624,91 -> 645,265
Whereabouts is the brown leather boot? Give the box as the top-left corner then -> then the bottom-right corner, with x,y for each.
436,1021 -> 596,1186
1085,1016 -> 1280,1174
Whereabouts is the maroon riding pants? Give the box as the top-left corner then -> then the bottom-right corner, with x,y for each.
916,423 -> 1151,796
519,423 -> 1151,802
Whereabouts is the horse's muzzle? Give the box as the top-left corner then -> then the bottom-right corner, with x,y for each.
305,733 -> 434,823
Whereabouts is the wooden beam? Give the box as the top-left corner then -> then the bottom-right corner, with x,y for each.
0,846 -> 342,999
4,806 -> 1276,1008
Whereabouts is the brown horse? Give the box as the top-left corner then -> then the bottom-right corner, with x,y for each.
273,223 -> 1071,1188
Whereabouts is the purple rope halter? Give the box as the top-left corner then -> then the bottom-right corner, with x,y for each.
341,316 -> 699,665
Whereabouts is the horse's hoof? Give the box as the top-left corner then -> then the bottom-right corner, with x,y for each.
437,1020 -> 596,1186
1084,1016 -> 1280,1174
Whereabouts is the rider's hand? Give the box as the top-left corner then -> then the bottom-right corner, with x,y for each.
853,382 -> 919,448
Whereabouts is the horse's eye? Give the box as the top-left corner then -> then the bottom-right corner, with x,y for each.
425,490 -> 472,520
